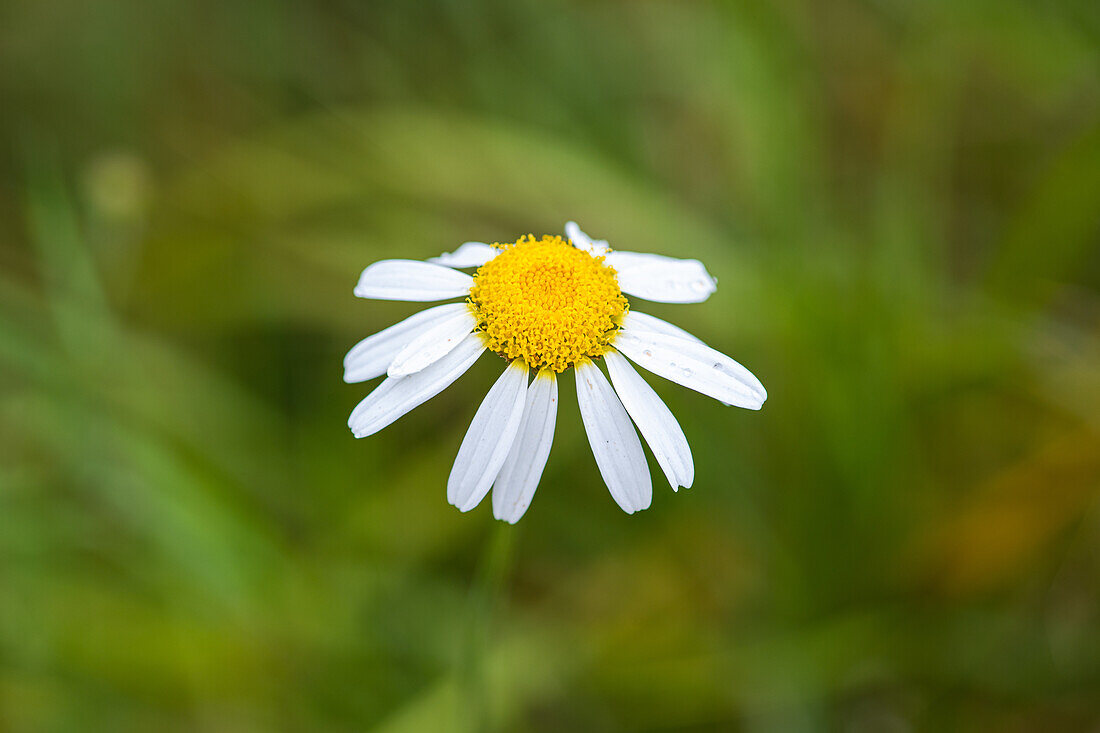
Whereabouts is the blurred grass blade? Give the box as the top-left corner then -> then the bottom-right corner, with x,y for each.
988,122 -> 1100,305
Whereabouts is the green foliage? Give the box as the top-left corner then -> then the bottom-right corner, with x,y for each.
1,0 -> 1099,730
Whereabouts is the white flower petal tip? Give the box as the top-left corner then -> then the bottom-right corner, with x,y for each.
343,303 -> 467,383
448,361 -> 530,513
387,306 -> 477,377
354,259 -> 473,301
492,370 -> 558,523
608,254 -> 717,303
575,361 -> 652,514
348,334 -> 485,438
605,350 -> 694,490
427,242 -> 499,269
615,328 -> 767,410
564,221 -> 609,255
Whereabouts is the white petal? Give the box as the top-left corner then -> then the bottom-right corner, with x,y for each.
574,360 -> 652,514
604,350 -> 694,490
565,221 -> 609,255
448,361 -> 529,512
610,255 -> 717,303
427,242 -> 499,268
614,329 -> 766,409
354,259 -> 473,301
387,305 -> 478,377
622,311 -> 705,345
348,334 -> 485,438
599,250 -> 659,270
344,304 -> 467,383
492,370 -> 558,523
622,312 -> 730,406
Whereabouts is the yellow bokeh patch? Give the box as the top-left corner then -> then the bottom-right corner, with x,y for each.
469,234 -> 627,372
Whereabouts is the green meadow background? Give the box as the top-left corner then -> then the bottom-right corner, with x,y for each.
2,1 -> 1099,730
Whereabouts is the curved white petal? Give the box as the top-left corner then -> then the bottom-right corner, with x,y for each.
387,305 -> 478,377
427,242 -> 499,268
565,221 -> 609,255
574,360 -> 652,514
344,304 -> 467,383
622,311 -> 705,345
623,311 -> 731,406
448,361 -> 529,512
492,370 -> 558,523
354,260 -> 473,301
599,250 -> 661,270
610,256 -> 717,303
348,334 -> 485,438
614,329 -> 766,409
604,349 -> 693,490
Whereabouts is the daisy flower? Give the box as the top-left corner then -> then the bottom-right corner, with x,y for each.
344,222 -> 766,522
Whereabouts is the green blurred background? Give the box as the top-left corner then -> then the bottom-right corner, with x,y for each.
2,0 -> 1100,730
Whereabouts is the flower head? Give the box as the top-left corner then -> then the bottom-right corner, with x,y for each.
345,222 -> 766,522
470,234 -> 627,372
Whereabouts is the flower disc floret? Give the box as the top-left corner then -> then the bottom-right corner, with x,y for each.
469,234 -> 627,372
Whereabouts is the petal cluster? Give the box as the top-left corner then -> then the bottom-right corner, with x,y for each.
344,222 -> 766,521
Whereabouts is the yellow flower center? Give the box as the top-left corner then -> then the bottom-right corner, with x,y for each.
469,234 -> 628,372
